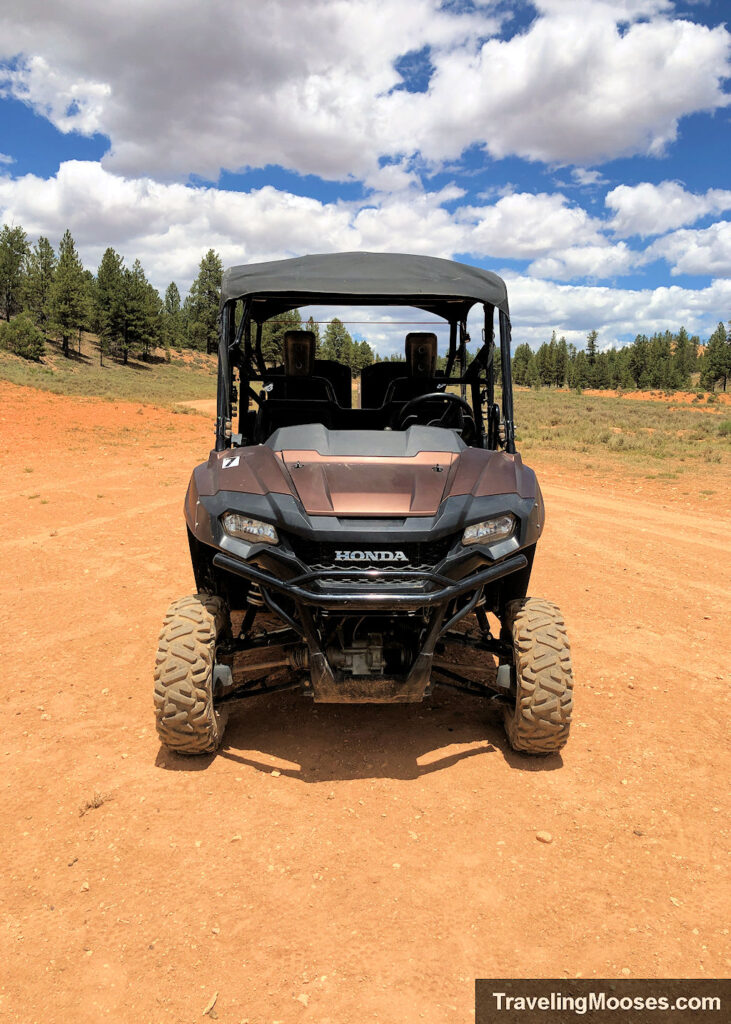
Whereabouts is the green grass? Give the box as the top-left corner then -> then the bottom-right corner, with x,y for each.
0,332 -> 217,406
511,388 -> 730,468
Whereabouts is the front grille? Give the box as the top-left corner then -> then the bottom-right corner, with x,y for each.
289,537 -> 455,571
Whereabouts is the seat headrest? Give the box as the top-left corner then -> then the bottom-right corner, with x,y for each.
405,332 -> 438,376
284,330 -> 316,376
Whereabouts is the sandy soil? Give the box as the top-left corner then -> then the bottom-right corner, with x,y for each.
178,398 -> 219,415
580,388 -> 731,408
1,382 -> 729,1023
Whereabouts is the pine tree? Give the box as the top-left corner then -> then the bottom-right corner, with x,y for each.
305,315 -> 321,354
534,340 -> 554,387
22,236 -> 56,330
0,311 -> 45,360
96,248 -> 127,365
701,322 -> 730,392
352,338 -> 375,375
188,249 -> 223,353
671,326 -> 696,389
181,293 -> 194,346
614,347 -> 635,389
50,229 -> 86,357
593,351 -> 611,389
648,331 -> 673,389
554,336 -> 569,388
144,280 -> 162,359
572,350 -> 590,389
511,343 -> 534,386
161,282 -> 183,353
321,318 -> 354,367
79,270 -> 96,351
629,334 -> 650,388
261,309 -> 303,364
122,259 -> 159,363
0,224 -> 29,321
585,329 -> 599,387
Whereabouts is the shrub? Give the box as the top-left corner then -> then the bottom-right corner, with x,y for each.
719,420 -> 731,438
0,313 -> 45,361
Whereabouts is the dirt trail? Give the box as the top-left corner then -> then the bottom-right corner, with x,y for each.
0,382 -> 729,1024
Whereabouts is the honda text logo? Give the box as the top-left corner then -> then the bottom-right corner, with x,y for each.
334,550 -> 408,562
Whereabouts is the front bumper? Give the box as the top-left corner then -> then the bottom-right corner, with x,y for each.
209,548 -> 528,705
212,548 -> 528,611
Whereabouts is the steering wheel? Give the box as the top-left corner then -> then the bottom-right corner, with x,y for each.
392,391 -> 476,441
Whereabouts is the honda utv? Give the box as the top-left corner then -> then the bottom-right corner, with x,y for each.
154,253 -> 573,756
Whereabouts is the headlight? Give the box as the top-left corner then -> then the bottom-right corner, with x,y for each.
462,513 -> 516,546
222,513 -> 279,545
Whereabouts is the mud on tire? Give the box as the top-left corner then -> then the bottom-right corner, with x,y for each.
154,592 -> 229,755
503,597 -> 573,755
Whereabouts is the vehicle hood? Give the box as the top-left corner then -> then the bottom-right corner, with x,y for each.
193,443 -> 536,517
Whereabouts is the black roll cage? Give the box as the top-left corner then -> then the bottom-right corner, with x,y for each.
215,297 -> 516,456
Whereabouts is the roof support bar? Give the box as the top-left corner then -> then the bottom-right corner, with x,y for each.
458,319 -> 468,400
216,301 -> 236,451
485,304 -> 495,411
254,321 -> 266,375
445,320 -> 458,377
498,309 -> 516,454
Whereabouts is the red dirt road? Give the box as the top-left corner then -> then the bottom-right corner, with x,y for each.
1,382 -> 729,1023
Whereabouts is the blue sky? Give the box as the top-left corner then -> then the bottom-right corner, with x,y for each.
0,0 -> 729,354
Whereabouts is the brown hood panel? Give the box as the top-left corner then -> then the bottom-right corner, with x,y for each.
281,451 -> 457,516
194,443 -> 536,516
446,449 -> 537,500
195,446 -> 293,497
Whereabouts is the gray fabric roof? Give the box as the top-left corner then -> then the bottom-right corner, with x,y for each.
221,252 -> 509,318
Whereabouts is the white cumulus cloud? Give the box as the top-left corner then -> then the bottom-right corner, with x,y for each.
1,54 -> 110,135
571,169 -> 609,188
460,192 -> 605,259
527,242 -> 641,281
647,220 -> 731,276
388,2 -> 730,169
505,274 -> 731,347
0,162 -> 616,285
606,180 -> 731,237
0,0 -> 728,181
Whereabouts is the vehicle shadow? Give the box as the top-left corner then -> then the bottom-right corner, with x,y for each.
155,687 -> 563,779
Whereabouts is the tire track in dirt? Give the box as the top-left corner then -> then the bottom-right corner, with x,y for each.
543,486 -> 731,605
0,497 -> 176,550
546,483 -> 730,548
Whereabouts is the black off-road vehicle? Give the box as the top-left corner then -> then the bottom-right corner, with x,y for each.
154,253 -> 573,756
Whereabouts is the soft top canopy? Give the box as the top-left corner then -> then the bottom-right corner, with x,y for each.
221,252 -> 509,321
